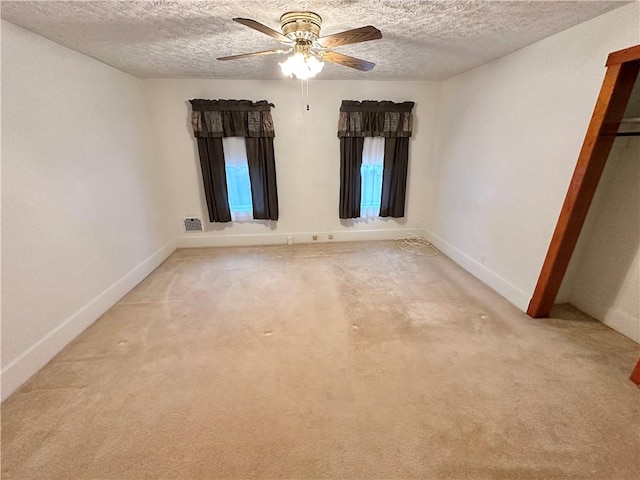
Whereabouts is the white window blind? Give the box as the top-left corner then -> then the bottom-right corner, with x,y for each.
222,137 -> 253,222
360,137 -> 385,218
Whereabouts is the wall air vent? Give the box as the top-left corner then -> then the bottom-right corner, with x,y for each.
183,217 -> 204,232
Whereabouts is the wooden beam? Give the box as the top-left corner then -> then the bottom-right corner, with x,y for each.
606,44 -> 640,66
527,61 -> 639,318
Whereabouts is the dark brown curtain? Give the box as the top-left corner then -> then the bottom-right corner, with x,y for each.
339,137 -> 365,219
338,101 -> 414,138
337,100 -> 414,219
195,137 -> 231,223
245,138 -> 279,220
189,99 -> 278,222
190,100 -> 275,138
380,137 -> 409,218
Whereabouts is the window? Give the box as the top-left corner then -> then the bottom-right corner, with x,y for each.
222,137 -> 253,221
360,137 -> 385,218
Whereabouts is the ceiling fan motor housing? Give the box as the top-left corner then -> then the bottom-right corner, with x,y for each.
280,11 -> 322,42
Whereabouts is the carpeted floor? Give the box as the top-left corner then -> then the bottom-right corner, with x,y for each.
2,241 -> 639,479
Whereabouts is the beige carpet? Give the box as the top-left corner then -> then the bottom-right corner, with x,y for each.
2,241 -> 639,479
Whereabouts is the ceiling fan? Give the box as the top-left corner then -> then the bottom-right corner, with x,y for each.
217,12 -> 382,79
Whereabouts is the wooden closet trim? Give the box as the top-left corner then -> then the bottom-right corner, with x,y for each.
527,45 -> 640,318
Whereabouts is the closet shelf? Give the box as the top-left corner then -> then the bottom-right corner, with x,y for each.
603,117 -> 640,137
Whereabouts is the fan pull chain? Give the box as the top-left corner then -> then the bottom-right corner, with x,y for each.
300,79 -> 311,111
306,79 -> 310,111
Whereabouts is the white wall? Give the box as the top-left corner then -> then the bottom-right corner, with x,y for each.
145,79 -> 440,247
561,138 -> 639,342
425,3 -> 640,311
1,21 -> 175,400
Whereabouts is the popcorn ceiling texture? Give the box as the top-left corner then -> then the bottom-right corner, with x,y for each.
0,1 -> 630,80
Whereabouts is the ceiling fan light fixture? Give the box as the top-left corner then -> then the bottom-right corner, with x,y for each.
279,52 -> 324,80
220,12 -> 381,76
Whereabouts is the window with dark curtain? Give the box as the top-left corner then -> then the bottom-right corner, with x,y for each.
337,100 -> 414,219
189,99 -> 279,223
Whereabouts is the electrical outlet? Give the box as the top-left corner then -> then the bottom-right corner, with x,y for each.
480,254 -> 486,264
312,235 -> 318,241
328,233 -> 334,240
287,236 -> 293,245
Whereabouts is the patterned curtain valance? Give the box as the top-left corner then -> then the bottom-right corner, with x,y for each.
190,99 -> 275,138
337,100 -> 414,138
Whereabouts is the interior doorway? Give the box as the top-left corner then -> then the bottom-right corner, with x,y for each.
527,45 -> 640,321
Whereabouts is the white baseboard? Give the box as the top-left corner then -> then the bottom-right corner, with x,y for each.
176,227 -> 425,248
423,229 -> 531,311
602,309 -> 640,344
570,296 -> 640,343
1,240 -> 176,402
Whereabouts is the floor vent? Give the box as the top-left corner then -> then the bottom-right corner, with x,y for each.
184,217 -> 204,232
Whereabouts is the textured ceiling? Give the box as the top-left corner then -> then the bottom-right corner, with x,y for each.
0,0 -> 631,80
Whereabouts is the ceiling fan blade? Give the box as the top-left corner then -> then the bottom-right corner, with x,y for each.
233,18 -> 292,44
317,26 -> 382,49
322,51 -> 375,71
217,49 -> 288,61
